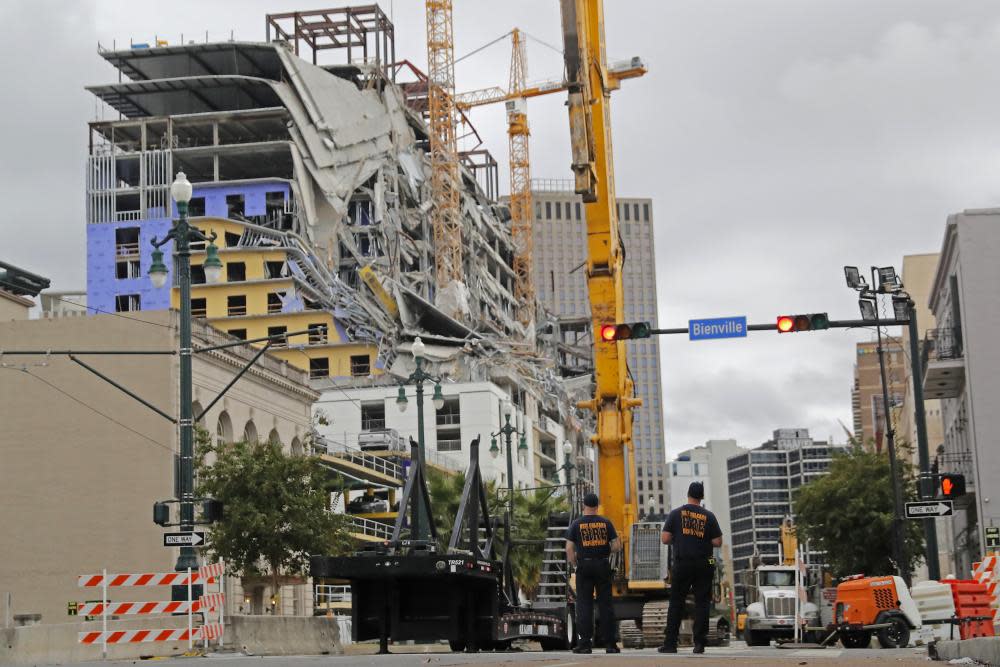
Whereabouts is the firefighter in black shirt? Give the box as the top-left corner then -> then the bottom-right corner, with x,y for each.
658,481 -> 723,654
565,492 -> 621,654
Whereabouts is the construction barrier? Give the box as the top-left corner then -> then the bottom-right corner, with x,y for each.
972,552 -> 999,633
911,580 -> 955,643
75,561 -> 226,657
943,579 -> 995,639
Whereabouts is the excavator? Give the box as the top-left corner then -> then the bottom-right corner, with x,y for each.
555,0 -> 730,646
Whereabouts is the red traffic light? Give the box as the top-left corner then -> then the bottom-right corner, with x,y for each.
777,313 -> 830,333
600,322 -> 652,342
777,316 -> 795,333
601,325 -> 618,341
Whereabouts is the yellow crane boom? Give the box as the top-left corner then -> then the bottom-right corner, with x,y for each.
560,0 -> 646,587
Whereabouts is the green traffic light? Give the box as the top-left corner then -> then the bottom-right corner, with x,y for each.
631,322 -> 651,339
810,313 -> 830,330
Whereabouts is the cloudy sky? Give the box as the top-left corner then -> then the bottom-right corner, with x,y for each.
4,1 -> 1000,456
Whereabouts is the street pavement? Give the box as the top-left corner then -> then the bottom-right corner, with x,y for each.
72,642 -> 937,666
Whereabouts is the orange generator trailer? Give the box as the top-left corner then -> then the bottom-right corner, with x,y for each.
828,575 -> 921,649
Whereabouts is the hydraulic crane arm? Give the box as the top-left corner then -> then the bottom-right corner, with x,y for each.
560,0 -> 645,583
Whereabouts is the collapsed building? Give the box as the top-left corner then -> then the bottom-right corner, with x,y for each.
84,6 -> 595,485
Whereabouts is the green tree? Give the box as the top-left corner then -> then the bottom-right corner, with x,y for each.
793,445 -> 924,578
194,432 -> 351,606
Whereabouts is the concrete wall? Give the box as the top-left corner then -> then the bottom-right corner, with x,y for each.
0,614 -> 341,665
0,312 -> 317,626
0,290 -> 33,320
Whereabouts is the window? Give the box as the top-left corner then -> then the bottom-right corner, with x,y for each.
264,261 -> 285,279
351,354 -> 371,377
224,231 -> 241,247
115,294 -> 141,312
188,196 -> 206,216
634,203 -> 640,221
116,259 -> 140,279
361,402 -> 386,431
115,227 -> 140,258
545,202 -> 552,219
190,264 -> 206,284
535,202 -> 541,218
227,295 -> 246,316
308,323 -> 328,344
565,202 -> 571,220
437,438 -> 461,452
575,202 -> 581,220
226,193 -> 245,218
267,325 -> 288,347
623,203 -> 630,221
309,357 -> 329,379
638,480 -> 643,491
190,298 -> 207,318
226,262 -> 246,282
555,202 -> 561,220
227,328 -> 247,340
267,292 -> 283,314
436,398 -> 460,426
643,203 -> 649,221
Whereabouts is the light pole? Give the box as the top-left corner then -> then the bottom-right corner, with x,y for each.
395,336 -> 444,540
490,400 -> 528,547
561,440 -> 575,512
845,265 -> 911,584
148,172 -> 223,572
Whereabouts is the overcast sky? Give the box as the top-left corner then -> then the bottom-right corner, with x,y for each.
4,1 -> 1000,456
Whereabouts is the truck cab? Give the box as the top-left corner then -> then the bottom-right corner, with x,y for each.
744,565 -> 819,646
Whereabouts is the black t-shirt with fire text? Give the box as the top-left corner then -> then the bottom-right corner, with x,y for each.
662,504 -> 722,560
565,515 -> 618,559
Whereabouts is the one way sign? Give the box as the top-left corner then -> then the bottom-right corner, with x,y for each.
163,532 -> 206,547
905,501 -> 953,518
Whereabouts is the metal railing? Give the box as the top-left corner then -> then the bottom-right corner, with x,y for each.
115,242 -> 140,258
361,418 -> 386,431
436,438 -> 462,453
325,440 -> 403,481
227,305 -> 247,317
436,412 -> 460,426
921,327 -> 963,370
935,450 -> 975,485
348,516 -> 393,540
314,584 -> 351,608
531,178 -> 575,193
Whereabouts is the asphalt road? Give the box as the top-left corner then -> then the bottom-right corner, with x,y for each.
77,642 -> 937,667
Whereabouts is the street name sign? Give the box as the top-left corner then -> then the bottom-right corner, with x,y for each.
163,532 -> 206,547
689,316 -> 747,341
904,501 -> 953,518
986,526 -> 999,549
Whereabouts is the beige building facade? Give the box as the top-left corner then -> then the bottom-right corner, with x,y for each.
0,311 -> 317,625
0,288 -> 34,320
851,338 -> 907,449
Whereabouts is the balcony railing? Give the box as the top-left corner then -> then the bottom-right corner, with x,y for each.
935,450 -> 975,486
361,418 -> 386,431
922,327 -> 963,367
436,412 -> 460,426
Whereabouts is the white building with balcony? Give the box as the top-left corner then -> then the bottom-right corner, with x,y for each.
926,209 -> 1000,573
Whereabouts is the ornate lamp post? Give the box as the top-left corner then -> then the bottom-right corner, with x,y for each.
490,400 -> 528,545
148,172 -> 222,571
395,336 -> 444,540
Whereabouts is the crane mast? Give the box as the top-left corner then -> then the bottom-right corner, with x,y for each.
561,0 -> 644,584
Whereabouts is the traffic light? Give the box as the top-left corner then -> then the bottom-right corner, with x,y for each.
600,321 -> 652,341
776,313 -> 829,333
153,501 -> 170,526
203,498 -> 224,523
938,473 -> 966,499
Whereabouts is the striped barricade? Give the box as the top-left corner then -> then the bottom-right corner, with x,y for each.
76,561 -> 226,655
79,627 -> 201,645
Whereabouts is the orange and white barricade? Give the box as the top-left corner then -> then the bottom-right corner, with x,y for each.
76,561 -> 225,656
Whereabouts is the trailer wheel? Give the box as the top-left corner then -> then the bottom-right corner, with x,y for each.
876,616 -> 910,649
448,640 -> 466,652
840,630 -> 871,649
540,608 -> 575,651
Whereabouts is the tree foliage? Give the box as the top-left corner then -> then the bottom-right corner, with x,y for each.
194,433 -> 351,592
426,467 -> 567,600
793,445 -> 924,578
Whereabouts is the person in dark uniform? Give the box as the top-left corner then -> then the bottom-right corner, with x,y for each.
658,481 -> 723,654
565,492 -> 621,654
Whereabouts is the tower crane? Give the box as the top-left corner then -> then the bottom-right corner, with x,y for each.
455,30 -> 645,328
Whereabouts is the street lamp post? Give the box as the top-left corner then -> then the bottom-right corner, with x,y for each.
395,336 -> 444,541
148,172 -> 223,572
845,265 -> 912,584
561,440 -> 575,513
490,401 -> 528,547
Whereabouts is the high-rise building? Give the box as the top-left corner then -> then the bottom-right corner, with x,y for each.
851,338 -> 907,448
925,208 -> 1000,574
726,429 -> 844,601
531,181 -> 667,513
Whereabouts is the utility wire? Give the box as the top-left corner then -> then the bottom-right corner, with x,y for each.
8,366 -> 176,456
0,278 -> 174,331
455,30 -> 513,65
521,30 -> 564,56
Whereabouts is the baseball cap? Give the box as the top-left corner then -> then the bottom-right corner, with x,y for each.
583,492 -> 600,508
687,481 -> 705,500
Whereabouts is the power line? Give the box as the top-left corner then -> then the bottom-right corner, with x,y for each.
521,30 -> 563,56
1,278 -> 173,331
455,30 -> 513,65
10,367 -> 176,457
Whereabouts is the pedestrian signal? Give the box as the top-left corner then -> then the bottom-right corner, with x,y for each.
776,313 -> 829,333
938,473 -> 966,499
